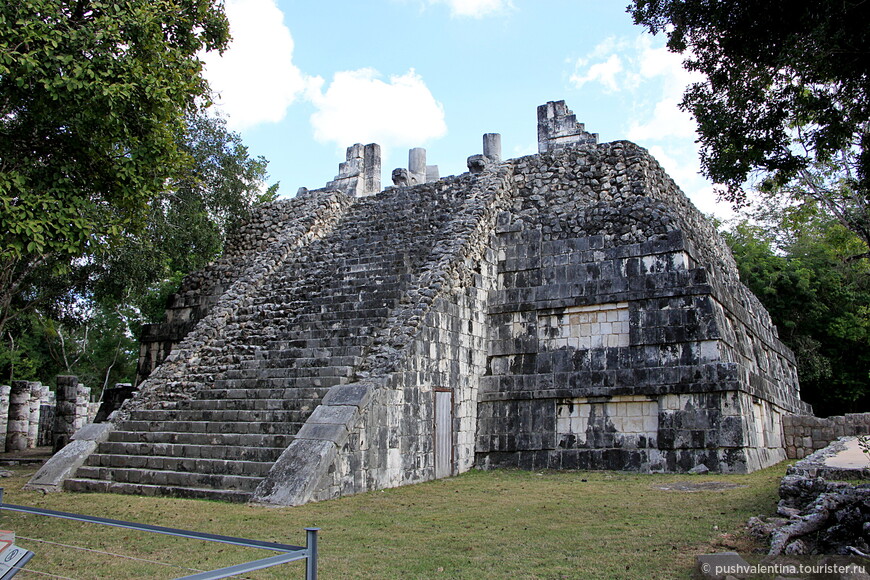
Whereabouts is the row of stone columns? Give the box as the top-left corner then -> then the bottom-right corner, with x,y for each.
0,376 -> 96,453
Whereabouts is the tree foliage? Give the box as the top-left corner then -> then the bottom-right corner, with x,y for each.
722,207 -> 870,416
0,0 -> 282,389
629,0 -> 870,248
0,111 -> 278,388
0,0 -> 230,336
94,112 -> 279,315
0,114 -> 278,387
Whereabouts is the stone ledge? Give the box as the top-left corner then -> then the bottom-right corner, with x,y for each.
25,422 -> 115,492
321,383 -> 374,409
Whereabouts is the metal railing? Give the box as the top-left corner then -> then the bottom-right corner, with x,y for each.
0,489 -> 318,579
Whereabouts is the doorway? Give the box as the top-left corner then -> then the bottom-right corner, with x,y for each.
434,389 -> 454,478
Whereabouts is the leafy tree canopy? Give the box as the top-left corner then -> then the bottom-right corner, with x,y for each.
0,0 -> 230,335
629,0 -> 870,248
0,111 -> 278,388
94,111 -> 279,316
722,203 -> 870,416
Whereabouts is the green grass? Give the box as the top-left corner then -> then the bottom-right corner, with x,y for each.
0,464 -> 786,579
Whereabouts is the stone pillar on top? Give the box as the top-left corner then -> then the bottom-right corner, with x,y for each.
409,148 -> 427,185
483,133 -> 502,163
323,143 -> 382,197
468,133 -> 502,174
537,100 -> 598,153
391,148 -> 440,186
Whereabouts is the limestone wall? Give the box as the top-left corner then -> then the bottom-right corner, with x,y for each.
475,139 -> 807,474
783,413 -> 870,459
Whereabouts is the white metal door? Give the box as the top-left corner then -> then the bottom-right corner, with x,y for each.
434,390 -> 453,478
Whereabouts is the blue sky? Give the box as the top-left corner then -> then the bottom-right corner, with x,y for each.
201,0 -> 731,217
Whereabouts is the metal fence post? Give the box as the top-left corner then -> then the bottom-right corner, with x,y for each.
305,528 -> 319,580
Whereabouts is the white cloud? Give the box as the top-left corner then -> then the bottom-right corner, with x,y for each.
308,68 -> 447,151
445,0 -> 512,18
200,0 -> 309,130
569,35 -> 735,218
416,0 -> 513,18
570,35 -> 704,141
570,54 -> 624,93
627,96 -> 697,141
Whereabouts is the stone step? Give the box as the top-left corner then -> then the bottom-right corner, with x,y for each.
184,398 -> 318,411
128,408 -> 309,424
73,466 -> 264,492
316,290 -> 403,305
117,420 -> 302,435
63,478 -> 253,503
282,328 -> 376,340
262,344 -> 367,358
278,336 -> 374,349
221,365 -> 345,378
231,361 -> 356,378
195,386 -> 330,400
288,307 -> 393,321
259,355 -> 361,368
85,454 -> 275,477
97,441 -> 286,461
107,430 -> 294,448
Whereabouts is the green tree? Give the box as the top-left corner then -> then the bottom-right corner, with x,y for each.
0,111 -> 277,388
628,0 -> 870,248
94,111 -> 279,316
0,0 -> 230,338
722,209 -> 870,416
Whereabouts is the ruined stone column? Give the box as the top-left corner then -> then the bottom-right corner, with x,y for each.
75,383 -> 92,430
27,382 -> 47,448
37,386 -> 54,447
6,381 -> 32,452
53,376 -> 80,452
0,385 -> 10,453
483,133 -> 502,163
363,143 -> 381,195
409,148 -> 427,185
537,100 -> 598,153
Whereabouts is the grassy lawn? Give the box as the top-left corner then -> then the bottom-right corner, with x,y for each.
0,463 -> 786,579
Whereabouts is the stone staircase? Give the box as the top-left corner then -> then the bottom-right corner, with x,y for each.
64,182 -> 472,501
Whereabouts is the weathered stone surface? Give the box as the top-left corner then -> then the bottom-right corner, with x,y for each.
306,404 -> 359,427
321,384 -> 374,409
26,423 -> 114,492
49,100 -> 810,505
6,381 -> 32,452
251,439 -> 338,506
26,439 -> 102,492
